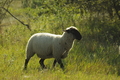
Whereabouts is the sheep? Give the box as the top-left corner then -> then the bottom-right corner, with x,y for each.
24,26 -> 82,70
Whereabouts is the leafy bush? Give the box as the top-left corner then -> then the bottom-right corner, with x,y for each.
87,17 -> 120,44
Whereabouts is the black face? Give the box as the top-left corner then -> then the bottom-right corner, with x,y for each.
65,27 -> 82,40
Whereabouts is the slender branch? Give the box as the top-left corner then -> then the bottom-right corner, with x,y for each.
1,7 -> 31,31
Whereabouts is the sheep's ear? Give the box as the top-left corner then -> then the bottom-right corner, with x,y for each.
64,29 -> 70,33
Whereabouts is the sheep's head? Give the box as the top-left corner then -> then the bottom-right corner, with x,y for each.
65,26 -> 82,40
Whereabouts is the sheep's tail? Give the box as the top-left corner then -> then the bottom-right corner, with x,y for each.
25,38 -> 35,59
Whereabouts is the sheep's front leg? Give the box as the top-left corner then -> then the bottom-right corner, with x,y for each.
52,59 -> 57,68
52,59 -> 64,70
58,59 -> 64,70
39,59 -> 46,69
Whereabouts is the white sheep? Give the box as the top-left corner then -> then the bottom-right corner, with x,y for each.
24,26 -> 82,70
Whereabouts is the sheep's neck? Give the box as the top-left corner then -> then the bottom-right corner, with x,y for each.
61,32 -> 74,49
62,32 -> 74,42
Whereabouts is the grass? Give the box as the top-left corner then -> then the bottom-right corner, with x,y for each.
0,45 -> 120,80
0,1 -> 120,79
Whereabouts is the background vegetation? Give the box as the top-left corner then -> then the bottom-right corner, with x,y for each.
0,0 -> 120,80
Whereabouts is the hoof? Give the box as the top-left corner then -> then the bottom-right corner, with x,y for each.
41,66 -> 47,69
23,67 -> 27,70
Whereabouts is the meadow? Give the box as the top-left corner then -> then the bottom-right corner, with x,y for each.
0,0 -> 120,80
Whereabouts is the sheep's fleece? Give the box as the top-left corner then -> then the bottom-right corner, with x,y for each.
24,26 -> 82,69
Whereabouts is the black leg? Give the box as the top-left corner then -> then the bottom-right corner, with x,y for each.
52,59 -> 57,68
24,58 -> 30,70
57,59 -> 64,70
39,59 -> 46,69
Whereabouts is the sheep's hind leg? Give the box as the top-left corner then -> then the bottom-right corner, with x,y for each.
39,59 -> 46,69
24,58 -> 30,70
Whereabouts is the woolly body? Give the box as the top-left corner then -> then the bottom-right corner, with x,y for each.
26,32 -> 74,60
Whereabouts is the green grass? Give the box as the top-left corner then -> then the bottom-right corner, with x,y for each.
0,44 -> 120,80
0,2 -> 120,79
